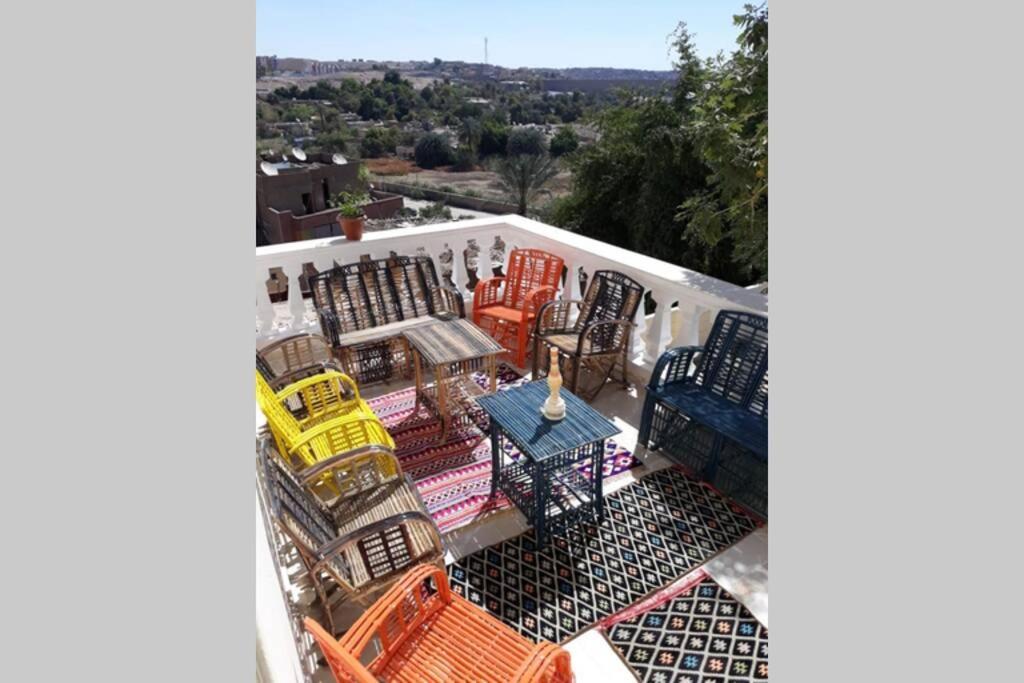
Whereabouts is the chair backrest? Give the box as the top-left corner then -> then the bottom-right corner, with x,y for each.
694,310 -> 768,418
258,333 -> 335,378
502,249 -> 564,310
260,443 -> 337,557
310,256 -> 441,334
574,270 -> 645,332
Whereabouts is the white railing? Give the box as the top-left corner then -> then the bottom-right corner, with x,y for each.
256,214 -> 767,378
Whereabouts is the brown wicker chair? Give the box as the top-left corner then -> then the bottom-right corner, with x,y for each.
533,270 -> 645,401
309,255 -> 464,385
257,332 -> 347,392
258,436 -> 445,635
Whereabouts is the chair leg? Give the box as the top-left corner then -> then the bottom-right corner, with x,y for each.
515,321 -> 529,368
638,393 -> 658,447
532,335 -> 541,378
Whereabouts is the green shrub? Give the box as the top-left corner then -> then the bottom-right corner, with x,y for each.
479,118 -> 510,157
507,127 -> 546,156
451,146 -> 477,172
549,126 -> 579,157
418,202 -> 453,220
414,132 -> 453,169
360,127 -> 397,158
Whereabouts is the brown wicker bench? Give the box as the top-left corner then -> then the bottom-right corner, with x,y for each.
309,255 -> 465,384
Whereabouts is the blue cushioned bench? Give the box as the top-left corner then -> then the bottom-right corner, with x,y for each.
638,310 -> 768,516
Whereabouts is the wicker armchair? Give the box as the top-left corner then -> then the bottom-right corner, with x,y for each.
304,564 -> 573,682
256,371 -> 395,501
533,270 -> 644,401
257,332 -> 346,392
309,256 -> 464,385
259,440 -> 444,635
473,248 -> 563,368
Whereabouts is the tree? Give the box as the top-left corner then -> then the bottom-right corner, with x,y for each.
414,132 -> 453,169
493,153 -> 559,216
549,12 -> 767,284
479,117 -> 510,157
507,127 -> 546,156
676,3 -> 768,277
549,126 -> 579,157
360,127 -> 397,158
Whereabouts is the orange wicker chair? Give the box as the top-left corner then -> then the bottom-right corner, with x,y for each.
304,564 -> 573,683
473,248 -> 563,368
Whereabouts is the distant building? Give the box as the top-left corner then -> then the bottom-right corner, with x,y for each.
257,154 -> 403,244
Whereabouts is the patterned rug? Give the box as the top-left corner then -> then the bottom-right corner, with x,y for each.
446,467 -> 758,644
604,569 -> 768,682
367,364 -> 641,534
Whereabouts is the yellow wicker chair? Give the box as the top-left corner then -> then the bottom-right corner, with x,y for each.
256,371 -> 396,502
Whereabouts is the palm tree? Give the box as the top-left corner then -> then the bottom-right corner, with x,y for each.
493,153 -> 559,216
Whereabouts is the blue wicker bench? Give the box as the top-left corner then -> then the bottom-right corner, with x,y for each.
638,310 -> 768,516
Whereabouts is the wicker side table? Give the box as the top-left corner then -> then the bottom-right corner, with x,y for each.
404,318 -> 506,443
477,381 -> 620,544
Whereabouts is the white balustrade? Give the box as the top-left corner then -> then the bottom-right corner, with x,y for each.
255,215 -> 767,369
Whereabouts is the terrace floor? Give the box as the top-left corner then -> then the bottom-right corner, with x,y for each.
260,351 -> 768,683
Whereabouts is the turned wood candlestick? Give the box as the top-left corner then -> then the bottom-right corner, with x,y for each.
541,347 -> 566,420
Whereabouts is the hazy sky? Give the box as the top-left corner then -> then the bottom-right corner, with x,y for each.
256,1 -> 750,71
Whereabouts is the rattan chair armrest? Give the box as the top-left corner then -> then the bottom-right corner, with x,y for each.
303,618 -> 379,683
316,307 -> 341,346
297,444 -> 399,487
431,284 -> 467,318
649,345 -> 703,391
275,369 -> 360,403
535,299 -> 585,336
267,361 -> 348,392
523,285 -> 558,319
340,563 -> 453,655
288,415 -> 392,453
512,641 -> 573,682
578,318 -> 635,355
473,276 -> 506,310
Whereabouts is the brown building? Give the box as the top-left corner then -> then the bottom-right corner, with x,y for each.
256,154 -> 403,245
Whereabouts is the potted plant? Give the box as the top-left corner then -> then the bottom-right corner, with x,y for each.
330,192 -> 369,241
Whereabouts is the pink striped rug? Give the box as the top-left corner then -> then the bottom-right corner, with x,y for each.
367,365 -> 640,534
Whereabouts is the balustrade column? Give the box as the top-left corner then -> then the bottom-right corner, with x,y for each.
630,289 -> 648,365
644,289 -> 676,363
283,263 -> 307,331
679,302 -> 709,346
256,269 -> 276,334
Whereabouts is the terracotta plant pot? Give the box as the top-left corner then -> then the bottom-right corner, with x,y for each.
339,215 -> 364,241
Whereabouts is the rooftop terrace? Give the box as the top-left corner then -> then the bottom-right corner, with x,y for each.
256,215 -> 768,683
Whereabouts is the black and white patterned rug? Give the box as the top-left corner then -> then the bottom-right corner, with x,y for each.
605,572 -> 768,682
446,467 -> 758,643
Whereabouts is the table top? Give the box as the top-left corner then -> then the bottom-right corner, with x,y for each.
404,317 -> 506,366
477,380 -> 620,461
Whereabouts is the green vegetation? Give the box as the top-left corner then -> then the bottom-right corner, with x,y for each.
549,126 -> 579,157
329,191 -> 370,218
507,127 -> 546,156
418,202 -> 453,220
494,151 -> 559,216
360,127 -> 398,157
414,133 -> 453,169
553,4 -> 768,283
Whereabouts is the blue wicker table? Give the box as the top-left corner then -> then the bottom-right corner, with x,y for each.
478,381 -> 621,543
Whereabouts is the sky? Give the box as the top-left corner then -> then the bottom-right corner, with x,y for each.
256,1 -> 750,71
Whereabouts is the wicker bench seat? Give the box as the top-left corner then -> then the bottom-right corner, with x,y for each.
310,255 -> 464,384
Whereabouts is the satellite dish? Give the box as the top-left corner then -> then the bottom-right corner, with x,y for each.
332,153 -> 348,165
291,147 -> 307,162
260,161 -> 278,176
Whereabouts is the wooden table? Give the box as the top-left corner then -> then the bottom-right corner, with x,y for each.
477,381 -> 621,544
404,318 -> 506,443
